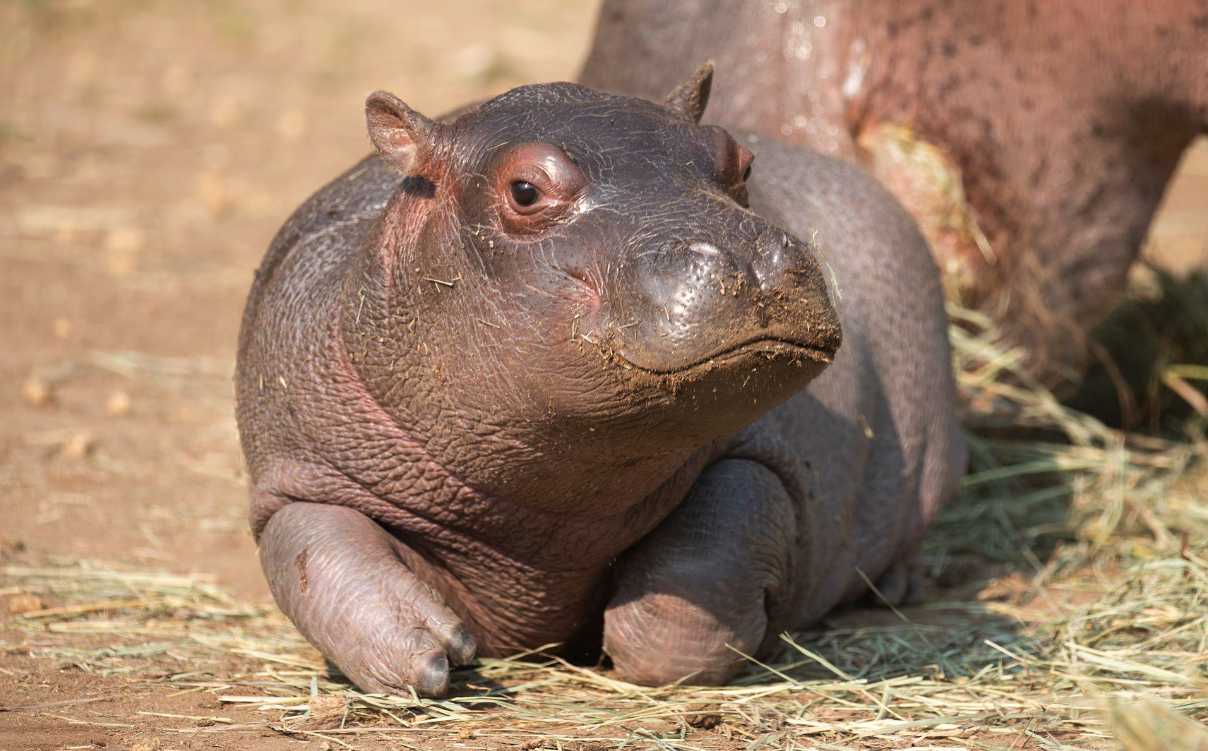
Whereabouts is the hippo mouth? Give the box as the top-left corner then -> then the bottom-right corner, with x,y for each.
614,335 -> 838,376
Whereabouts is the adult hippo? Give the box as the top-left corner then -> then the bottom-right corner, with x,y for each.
582,0 -> 1208,387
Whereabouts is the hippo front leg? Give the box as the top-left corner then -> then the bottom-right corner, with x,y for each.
259,502 -> 475,697
603,459 -> 796,686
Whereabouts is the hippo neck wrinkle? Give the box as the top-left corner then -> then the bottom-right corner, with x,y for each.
327,307 -> 707,596
339,201 -> 709,524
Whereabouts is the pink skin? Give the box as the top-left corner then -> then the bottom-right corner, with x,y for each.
581,0 -> 1208,386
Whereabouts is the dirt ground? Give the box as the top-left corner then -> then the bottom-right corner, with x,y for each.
1,1 -> 1207,749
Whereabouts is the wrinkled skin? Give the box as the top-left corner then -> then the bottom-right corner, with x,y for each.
235,71 -> 964,696
582,0 -> 1208,388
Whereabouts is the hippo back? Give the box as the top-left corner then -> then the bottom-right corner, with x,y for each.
746,137 -> 965,622
236,155 -> 395,498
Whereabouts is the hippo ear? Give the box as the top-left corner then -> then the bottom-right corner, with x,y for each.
660,61 -> 714,124
365,90 -> 437,174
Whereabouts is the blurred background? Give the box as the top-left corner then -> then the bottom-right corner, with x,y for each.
0,0 -> 1205,600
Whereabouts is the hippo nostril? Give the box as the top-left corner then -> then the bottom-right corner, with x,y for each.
749,232 -> 813,290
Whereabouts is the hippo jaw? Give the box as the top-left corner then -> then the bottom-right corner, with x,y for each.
615,338 -> 835,376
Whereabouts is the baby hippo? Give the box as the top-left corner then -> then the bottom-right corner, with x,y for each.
235,63 -> 965,697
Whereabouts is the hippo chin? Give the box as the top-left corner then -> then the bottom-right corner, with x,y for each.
235,63 -> 965,697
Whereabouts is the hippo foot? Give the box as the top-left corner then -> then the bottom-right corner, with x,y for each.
259,502 -> 476,697
869,556 -> 927,607
603,458 -> 795,686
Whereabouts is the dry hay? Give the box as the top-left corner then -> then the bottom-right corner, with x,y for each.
4,300 -> 1208,750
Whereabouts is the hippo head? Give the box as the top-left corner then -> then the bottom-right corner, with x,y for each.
355,64 -> 841,460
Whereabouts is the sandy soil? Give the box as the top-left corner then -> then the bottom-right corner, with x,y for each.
1,1 -> 1205,749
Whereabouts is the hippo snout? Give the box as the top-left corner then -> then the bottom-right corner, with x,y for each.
750,231 -> 822,294
608,228 -> 841,374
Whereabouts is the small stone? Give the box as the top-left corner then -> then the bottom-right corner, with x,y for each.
61,432 -> 96,460
5,593 -> 44,615
22,376 -> 54,407
208,99 -> 240,130
293,693 -> 347,730
106,389 -> 132,417
197,171 -> 232,217
130,738 -> 162,751
105,225 -> 145,276
161,64 -> 189,97
275,109 -> 307,142
67,50 -> 96,87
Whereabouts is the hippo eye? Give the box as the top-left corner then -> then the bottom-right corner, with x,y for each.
511,181 -> 540,207
497,142 -> 587,232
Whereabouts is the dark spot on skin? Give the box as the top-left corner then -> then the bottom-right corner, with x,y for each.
402,175 -> 436,198
938,74 -> 961,98
296,547 -> 309,594
941,41 -> 956,57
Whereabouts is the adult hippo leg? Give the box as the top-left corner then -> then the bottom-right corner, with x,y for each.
604,456 -> 797,686
258,502 -> 476,697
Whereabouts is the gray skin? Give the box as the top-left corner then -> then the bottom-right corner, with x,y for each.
582,0 -> 1208,387
235,66 -> 965,697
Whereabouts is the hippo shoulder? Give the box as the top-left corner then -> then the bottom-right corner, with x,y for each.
246,154 -> 398,309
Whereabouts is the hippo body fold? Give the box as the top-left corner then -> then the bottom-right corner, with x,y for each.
235,77 -> 964,695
